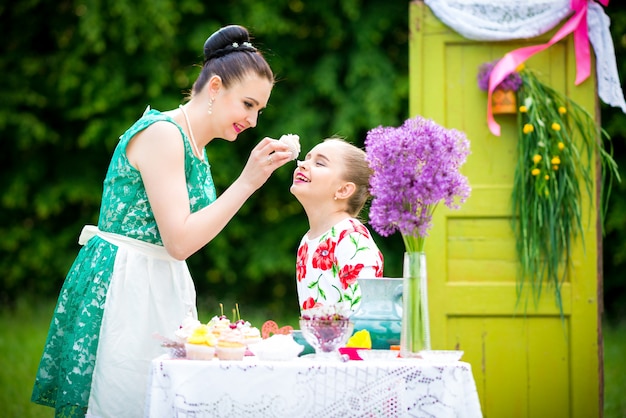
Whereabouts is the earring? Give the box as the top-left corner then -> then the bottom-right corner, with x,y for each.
334,196 -> 338,201
208,97 -> 215,115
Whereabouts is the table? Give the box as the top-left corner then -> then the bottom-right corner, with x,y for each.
145,355 -> 483,418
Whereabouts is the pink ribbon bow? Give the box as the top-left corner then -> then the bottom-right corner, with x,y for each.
486,0 -> 610,136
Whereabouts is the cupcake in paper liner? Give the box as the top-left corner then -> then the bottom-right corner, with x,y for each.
236,320 -> 262,346
174,313 -> 202,343
185,325 -> 218,360
216,326 -> 246,361
208,315 -> 231,338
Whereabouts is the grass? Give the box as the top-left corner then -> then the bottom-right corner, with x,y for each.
0,299 -> 55,418
0,297 -> 298,418
604,319 -> 626,418
2,298 -> 625,418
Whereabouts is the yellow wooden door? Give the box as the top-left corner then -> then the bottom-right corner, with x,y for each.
409,2 -> 601,417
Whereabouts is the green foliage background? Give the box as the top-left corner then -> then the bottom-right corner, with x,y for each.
0,0 -> 408,319
0,0 -> 624,320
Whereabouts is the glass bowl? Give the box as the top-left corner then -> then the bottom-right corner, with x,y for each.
299,319 -> 354,359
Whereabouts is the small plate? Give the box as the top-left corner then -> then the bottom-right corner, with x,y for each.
357,349 -> 399,361
418,350 -> 464,362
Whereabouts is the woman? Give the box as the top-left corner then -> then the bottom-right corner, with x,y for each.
31,25 -> 292,417
291,138 -> 384,315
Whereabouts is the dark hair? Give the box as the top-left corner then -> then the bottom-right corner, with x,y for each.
192,25 -> 274,94
324,138 -> 373,217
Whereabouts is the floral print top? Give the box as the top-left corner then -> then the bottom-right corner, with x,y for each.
296,217 -> 384,313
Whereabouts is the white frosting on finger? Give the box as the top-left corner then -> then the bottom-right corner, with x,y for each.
279,134 -> 300,160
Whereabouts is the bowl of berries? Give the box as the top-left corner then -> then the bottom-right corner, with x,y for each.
299,305 -> 354,360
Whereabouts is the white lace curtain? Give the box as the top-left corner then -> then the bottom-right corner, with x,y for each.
424,0 -> 626,112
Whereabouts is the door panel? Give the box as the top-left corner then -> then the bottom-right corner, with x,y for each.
409,2 -> 600,417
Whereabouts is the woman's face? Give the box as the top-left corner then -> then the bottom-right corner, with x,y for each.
212,73 -> 273,141
290,141 -> 346,203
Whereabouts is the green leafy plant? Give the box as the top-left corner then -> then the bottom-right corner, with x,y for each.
512,66 -> 620,314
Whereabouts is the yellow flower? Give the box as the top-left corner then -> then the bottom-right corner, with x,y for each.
544,174 -> 550,180
519,105 -> 528,113
531,168 -> 540,176
558,142 -> 565,150
551,122 -> 561,131
558,106 -> 567,115
551,156 -> 561,165
523,124 -> 534,134
532,154 -> 542,164
553,165 -> 559,171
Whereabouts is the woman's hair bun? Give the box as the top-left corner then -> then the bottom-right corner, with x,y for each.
203,25 -> 251,62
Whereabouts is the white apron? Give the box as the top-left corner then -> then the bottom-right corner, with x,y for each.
79,226 -> 197,418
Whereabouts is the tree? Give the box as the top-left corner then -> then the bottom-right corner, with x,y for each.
602,4 -> 626,320
2,0 -> 624,321
0,0 -> 409,318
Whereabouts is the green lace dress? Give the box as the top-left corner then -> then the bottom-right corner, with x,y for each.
31,108 -> 216,418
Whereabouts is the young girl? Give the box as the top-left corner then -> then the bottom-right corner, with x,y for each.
290,138 -> 384,315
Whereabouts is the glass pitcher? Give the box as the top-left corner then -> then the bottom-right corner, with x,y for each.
351,277 -> 403,349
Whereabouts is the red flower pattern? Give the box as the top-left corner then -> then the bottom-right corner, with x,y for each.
373,263 -> 383,278
338,263 -> 364,289
373,250 -> 385,277
312,238 -> 336,271
338,219 -> 370,243
302,297 -> 318,310
296,218 -> 384,312
296,242 -> 308,282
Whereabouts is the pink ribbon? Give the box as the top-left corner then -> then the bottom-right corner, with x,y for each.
487,0 -> 610,136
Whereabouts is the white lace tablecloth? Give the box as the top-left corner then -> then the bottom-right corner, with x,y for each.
145,354 -> 483,418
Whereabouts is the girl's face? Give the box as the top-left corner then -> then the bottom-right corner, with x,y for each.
291,141 -> 346,203
212,73 -> 273,141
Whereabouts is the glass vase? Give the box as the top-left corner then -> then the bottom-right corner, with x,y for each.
400,252 -> 431,358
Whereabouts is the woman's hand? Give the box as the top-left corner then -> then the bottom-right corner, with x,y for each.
237,137 -> 293,191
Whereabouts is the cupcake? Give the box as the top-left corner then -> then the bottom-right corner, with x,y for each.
216,326 -> 246,361
185,325 -> 217,360
236,320 -> 262,346
174,313 -> 202,343
208,315 -> 231,338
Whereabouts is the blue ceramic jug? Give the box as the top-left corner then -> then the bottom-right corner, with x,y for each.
351,277 -> 403,349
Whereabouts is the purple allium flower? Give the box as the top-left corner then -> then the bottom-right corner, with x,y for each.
365,116 -> 471,251
477,60 -> 522,92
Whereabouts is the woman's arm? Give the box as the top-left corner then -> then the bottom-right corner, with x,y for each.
128,121 -> 291,260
